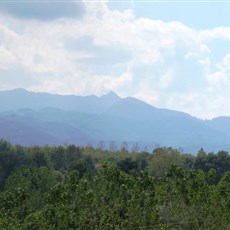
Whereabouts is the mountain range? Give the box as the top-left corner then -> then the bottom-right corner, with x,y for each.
0,88 -> 230,153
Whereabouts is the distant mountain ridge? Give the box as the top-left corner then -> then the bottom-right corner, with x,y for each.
1,88 -> 230,153
0,88 -> 121,113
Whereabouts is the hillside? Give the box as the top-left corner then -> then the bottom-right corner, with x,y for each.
1,140 -> 230,229
1,88 -> 230,153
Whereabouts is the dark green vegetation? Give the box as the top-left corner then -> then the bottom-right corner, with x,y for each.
1,139 -> 230,229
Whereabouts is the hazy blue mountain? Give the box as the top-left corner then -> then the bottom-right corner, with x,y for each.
0,112 -> 96,146
0,88 -> 121,113
1,88 -> 230,153
0,116 -> 60,146
101,97 -> 230,152
104,96 -> 194,121
205,116 -> 230,134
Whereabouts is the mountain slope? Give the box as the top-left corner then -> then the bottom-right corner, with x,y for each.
0,88 -> 121,113
1,88 -> 230,153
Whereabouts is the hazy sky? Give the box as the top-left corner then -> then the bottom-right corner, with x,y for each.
0,1 -> 230,119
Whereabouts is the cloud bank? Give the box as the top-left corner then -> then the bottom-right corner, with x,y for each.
0,1 -> 230,119
0,1 -> 85,20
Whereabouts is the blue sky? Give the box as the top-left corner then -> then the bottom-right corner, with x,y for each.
111,2 -> 230,29
0,1 -> 230,119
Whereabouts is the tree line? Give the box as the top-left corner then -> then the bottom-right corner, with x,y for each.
0,139 -> 230,229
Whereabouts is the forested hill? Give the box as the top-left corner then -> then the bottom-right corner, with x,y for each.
1,88 -> 230,153
1,140 -> 230,229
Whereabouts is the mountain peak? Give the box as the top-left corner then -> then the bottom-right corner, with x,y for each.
99,91 -> 121,106
101,91 -> 121,100
106,90 -> 119,96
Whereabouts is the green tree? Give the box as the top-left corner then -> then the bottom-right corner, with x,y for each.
4,167 -> 63,212
50,146 -> 66,170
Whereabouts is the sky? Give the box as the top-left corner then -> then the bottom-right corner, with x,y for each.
0,1 -> 230,119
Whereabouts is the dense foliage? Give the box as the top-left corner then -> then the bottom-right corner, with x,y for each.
0,139 -> 230,229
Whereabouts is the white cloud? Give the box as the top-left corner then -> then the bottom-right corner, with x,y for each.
200,27 -> 230,41
206,53 -> 230,90
159,69 -> 174,89
1,2 -> 230,118
0,46 -> 16,69
29,70 -> 133,96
